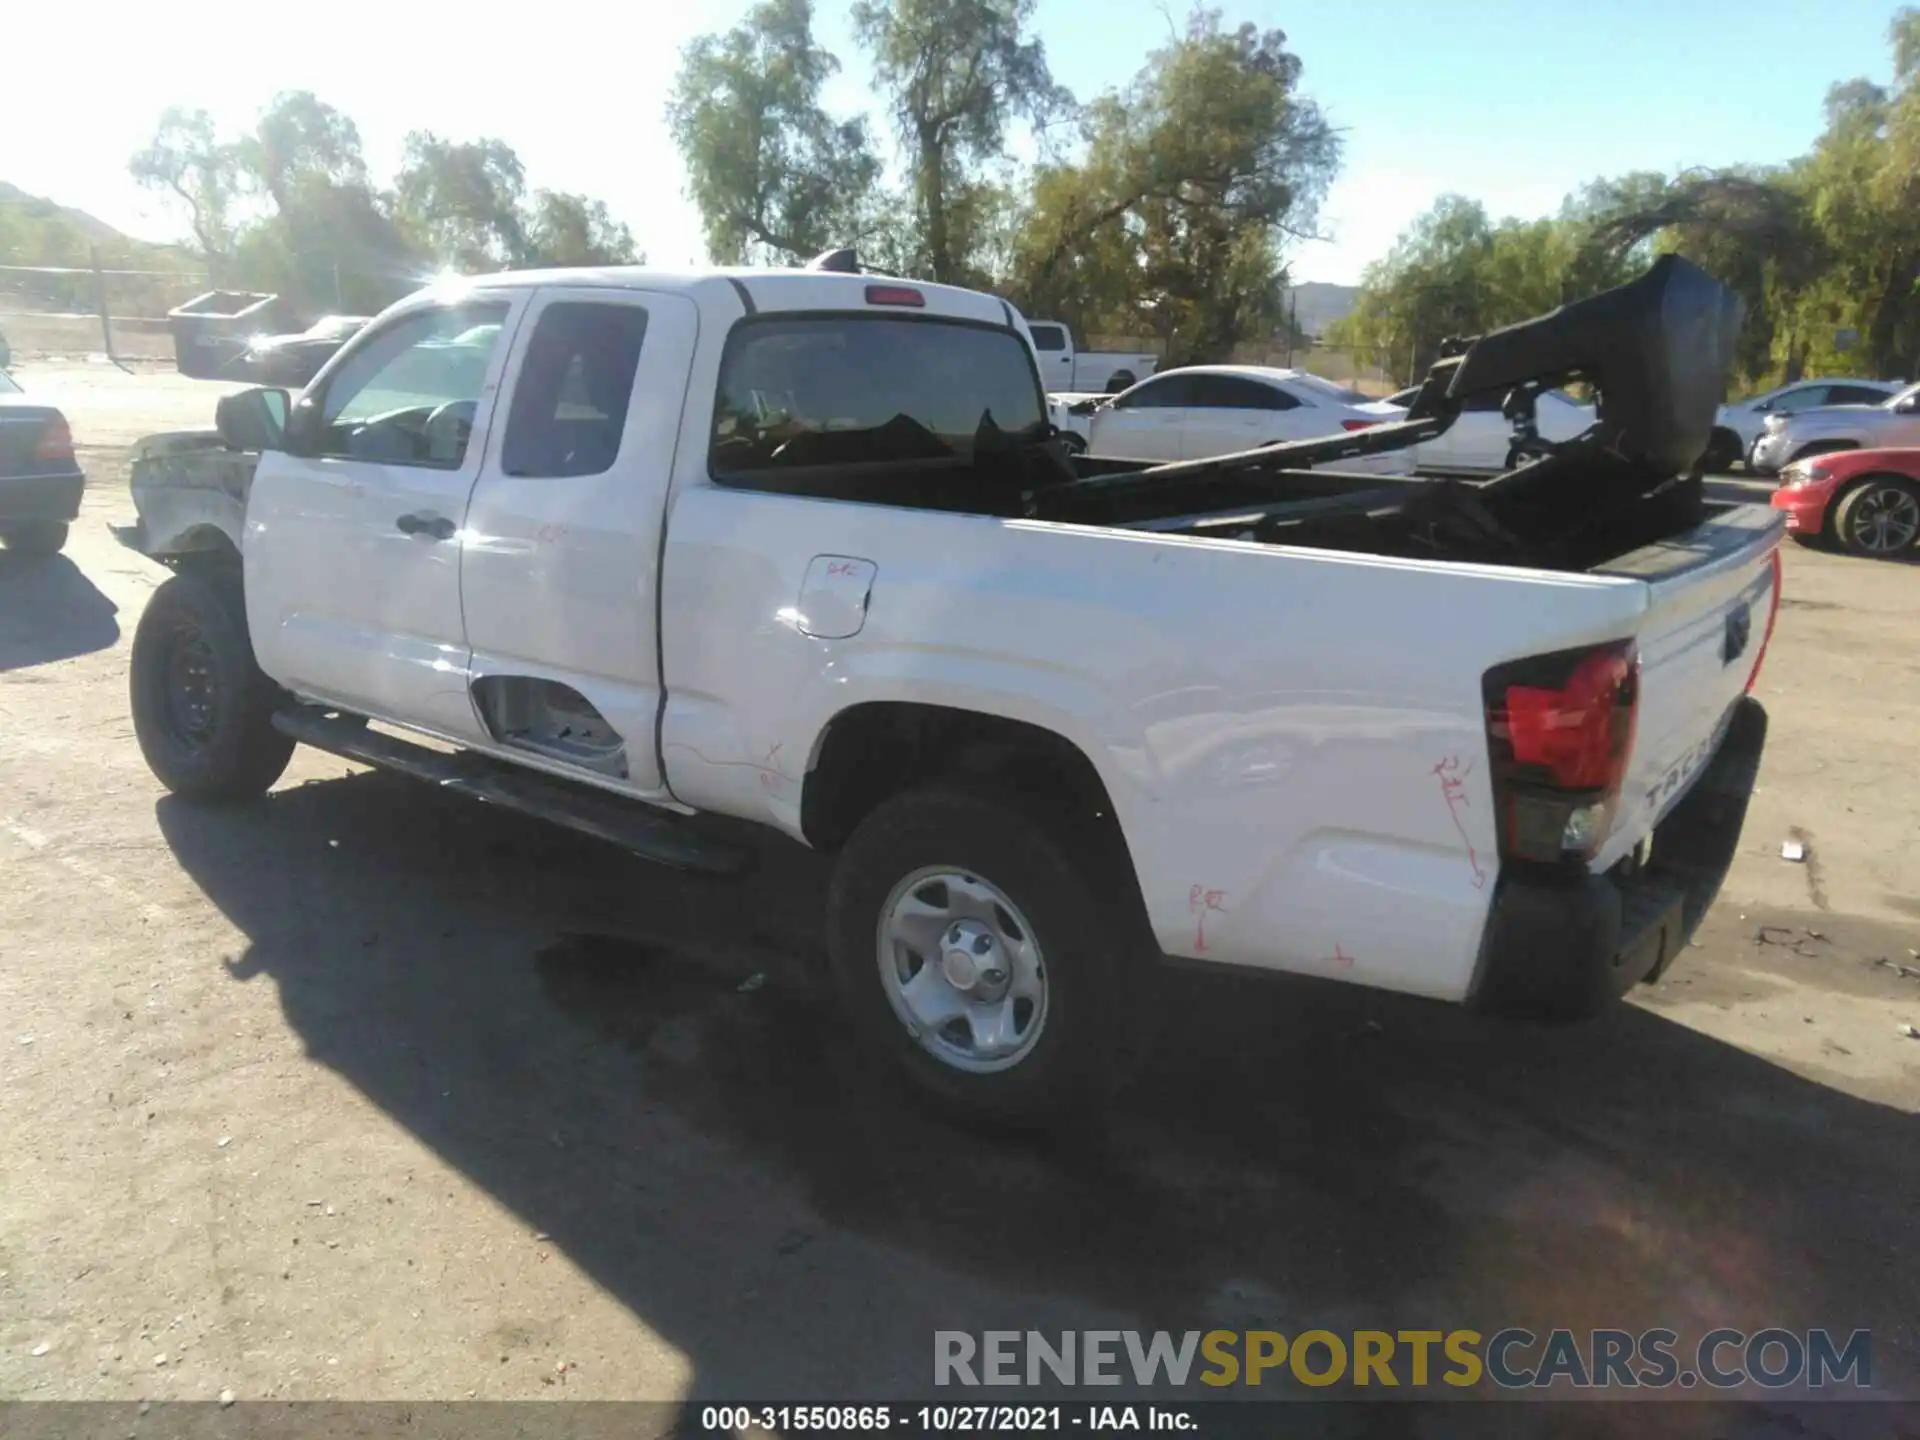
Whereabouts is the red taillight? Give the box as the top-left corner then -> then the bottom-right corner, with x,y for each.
865,284 -> 925,308
33,417 -> 75,464
1340,418 -> 1378,432
1745,548 -> 1782,695
1484,640 -> 1639,865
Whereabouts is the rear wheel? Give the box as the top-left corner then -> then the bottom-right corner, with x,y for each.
1,521 -> 68,555
1700,427 -> 1741,474
130,569 -> 295,801
1834,475 -> 1920,558
826,785 -> 1145,1127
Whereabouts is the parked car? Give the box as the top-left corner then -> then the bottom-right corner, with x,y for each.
1749,381 -> 1920,474
1025,320 -> 1158,394
237,314 -> 371,386
119,254 -> 1777,1125
0,369 -> 83,555
1360,386 -> 1594,471
1770,447 -> 1920,557
1087,365 -> 1412,471
1708,377 -> 1902,472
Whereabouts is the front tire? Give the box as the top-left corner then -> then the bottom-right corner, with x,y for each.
1834,475 -> 1920,558
1,521 -> 68,555
130,570 -> 295,801
826,786 -> 1144,1127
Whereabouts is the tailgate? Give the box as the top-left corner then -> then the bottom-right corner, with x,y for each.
1593,502 -> 1783,871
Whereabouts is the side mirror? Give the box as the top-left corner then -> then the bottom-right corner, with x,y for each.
214,387 -> 291,453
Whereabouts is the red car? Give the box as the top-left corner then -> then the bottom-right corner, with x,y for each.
1770,447 -> 1920,558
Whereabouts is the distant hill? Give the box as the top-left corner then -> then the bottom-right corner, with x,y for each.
1286,281 -> 1359,338
0,181 -> 128,245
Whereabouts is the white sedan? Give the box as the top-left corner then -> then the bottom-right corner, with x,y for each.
1086,366 -> 1412,472
1358,386 -> 1595,471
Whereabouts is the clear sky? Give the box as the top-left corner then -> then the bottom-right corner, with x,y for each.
0,0 -> 1905,284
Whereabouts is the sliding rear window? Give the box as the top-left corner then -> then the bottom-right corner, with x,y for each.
710,315 -> 1045,483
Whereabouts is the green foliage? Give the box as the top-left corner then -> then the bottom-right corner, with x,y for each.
853,0 -> 1069,285
113,90 -> 646,316
1343,9 -> 1920,389
668,0 -> 880,264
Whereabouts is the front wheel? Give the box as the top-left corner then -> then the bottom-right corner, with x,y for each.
826,786 -> 1144,1127
1835,476 -> 1920,558
1,521 -> 68,555
130,570 -> 295,801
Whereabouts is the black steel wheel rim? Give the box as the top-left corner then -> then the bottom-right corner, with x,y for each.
162,622 -> 220,748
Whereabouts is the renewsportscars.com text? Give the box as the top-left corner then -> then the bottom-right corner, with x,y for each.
934,1328 -> 1871,1391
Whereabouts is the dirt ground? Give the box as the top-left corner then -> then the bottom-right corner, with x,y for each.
2,361 -> 1918,1428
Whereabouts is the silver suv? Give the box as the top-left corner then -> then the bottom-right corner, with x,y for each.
1749,382 -> 1920,474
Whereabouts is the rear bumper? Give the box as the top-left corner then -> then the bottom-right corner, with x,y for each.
1468,697 -> 1767,1021
0,469 -> 85,524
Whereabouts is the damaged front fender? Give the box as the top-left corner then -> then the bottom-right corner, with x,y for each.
123,429 -> 257,560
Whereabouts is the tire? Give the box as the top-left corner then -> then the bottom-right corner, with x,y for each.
1059,432 -> 1088,456
1,521 -> 68,555
1701,428 -> 1741,474
1833,475 -> 1920,558
129,569 -> 295,801
826,785 -> 1147,1127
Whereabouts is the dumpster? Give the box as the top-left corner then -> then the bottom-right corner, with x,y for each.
166,291 -> 289,380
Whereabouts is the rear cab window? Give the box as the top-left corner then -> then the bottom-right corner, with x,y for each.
709,314 -> 1048,510
501,301 -> 650,478
1028,324 -> 1067,352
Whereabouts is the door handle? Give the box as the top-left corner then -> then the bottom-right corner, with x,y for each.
396,512 -> 456,541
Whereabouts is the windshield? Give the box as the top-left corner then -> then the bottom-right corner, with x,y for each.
711,316 -> 1046,474
1884,384 -> 1920,410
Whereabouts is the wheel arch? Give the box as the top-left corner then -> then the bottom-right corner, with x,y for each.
800,701 -> 1142,899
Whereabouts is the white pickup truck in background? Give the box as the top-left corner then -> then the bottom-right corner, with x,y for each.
1025,319 -> 1158,394
120,255 -> 1778,1126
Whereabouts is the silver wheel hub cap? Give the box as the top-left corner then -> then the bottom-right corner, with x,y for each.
877,868 -> 1048,1074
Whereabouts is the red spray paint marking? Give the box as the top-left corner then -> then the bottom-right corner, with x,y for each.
1188,885 -> 1229,952
1325,942 -> 1354,969
1432,755 -> 1487,889
826,560 -> 860,577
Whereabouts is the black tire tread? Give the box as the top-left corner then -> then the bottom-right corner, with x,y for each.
130,570 -> 295,801
825,784 -> 1147,1128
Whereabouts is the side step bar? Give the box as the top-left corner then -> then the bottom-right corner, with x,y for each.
271,708 -> 751,876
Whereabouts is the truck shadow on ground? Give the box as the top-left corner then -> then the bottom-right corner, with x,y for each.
0,552 -> 119,672
155,771 -> 1917,1416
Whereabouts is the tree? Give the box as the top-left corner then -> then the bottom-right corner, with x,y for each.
240,92 -> 369,216
668,0 -> 880,264
394,133 -> 530,270
523,191 -> 641,267
853,0 -> 1069,284
1002,13 -> 1337,362
128,108 -> 241,268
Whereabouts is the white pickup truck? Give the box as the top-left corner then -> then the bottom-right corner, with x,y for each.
121,254 -> 1778,1125
1025,320 -> 1157,394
